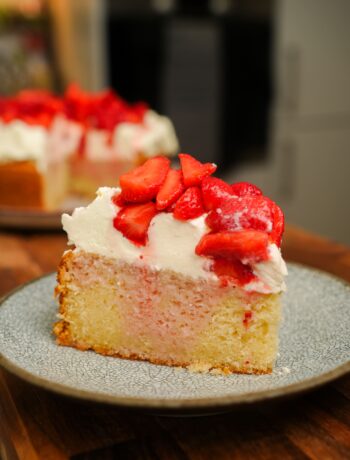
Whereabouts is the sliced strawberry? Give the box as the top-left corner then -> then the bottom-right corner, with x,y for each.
195,230 -> 269,263
179,153 -> 217,187
211,257 -> 256,286
269,200 -> 285,247
156,169 -> 184,211
201,176 -> 233,211
166,201 -> 177,213
231,182 -> 262,197
173,187 -> 205,221
111,191 -> 125,207
120,156 -> 170,203
205,195 -> 274,234
113,202 -> 157,246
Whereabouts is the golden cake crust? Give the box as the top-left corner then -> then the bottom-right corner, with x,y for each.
0,161 -> 44,209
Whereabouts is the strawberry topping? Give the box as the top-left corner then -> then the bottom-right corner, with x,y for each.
156,169 -> 185,211
113,202 -> 157,246
195,230 -> 269,263
205,195 -> 274,234
201,176 -> 233,211
64,83 -> 147,130
269,200 -> 285,247
211,258 -> 256,286
231,182 -> 262,197
111,191 -> 125,207
120,156 -> 170,203
173,187 -> 205,221
111,153 -> 284,285
0,84 -> 148,133
179,153 -> 217,187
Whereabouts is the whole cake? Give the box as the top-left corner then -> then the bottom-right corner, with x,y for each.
0,86 -> 178,210
55,154 -> 287,374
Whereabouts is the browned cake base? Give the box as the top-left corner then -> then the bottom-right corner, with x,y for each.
0,161 -> 45,209
0,160 -> 69,210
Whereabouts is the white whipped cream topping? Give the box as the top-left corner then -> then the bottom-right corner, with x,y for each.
112,110 -> 179,160
245,244 -> 288,294
0,120 -> 48,171
48,116 -> 83,162
0,117 -> 82,171
84,110 -> 179,162
62,187 -> 287,293
85,129 -> 112,161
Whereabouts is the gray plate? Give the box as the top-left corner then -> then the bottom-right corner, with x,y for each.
0,264 -> 349,412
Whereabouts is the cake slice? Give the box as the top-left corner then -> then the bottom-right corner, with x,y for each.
55,154 -> 287,374
0,90 -> 81,210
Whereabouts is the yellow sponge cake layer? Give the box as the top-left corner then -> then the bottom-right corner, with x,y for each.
55,250 -> 281,374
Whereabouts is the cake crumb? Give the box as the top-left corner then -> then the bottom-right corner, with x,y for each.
187,363 -> 212,373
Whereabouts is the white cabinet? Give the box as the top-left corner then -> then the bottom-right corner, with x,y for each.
275,0 -> 350,117
274,128 -> 350,244
270,0 -> 350,245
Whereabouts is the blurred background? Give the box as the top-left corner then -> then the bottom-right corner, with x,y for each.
0,0 -> 349,244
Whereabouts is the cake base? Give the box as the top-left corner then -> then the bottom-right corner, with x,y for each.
55,250 -> 282,374
0,160 -> 68,210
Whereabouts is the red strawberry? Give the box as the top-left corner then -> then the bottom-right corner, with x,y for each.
166,201 -> 177,213
111,191 -> 125,207
179,153 -> 217,187
231,182 -> 262,197
113,202 -> 157,246
211,258 -> 256,286
173,187 -> 205,221
195,230 -> 269,263
269,200 -> 284,247
201,176 -> 233,211
156,169 -> 184,211
206,195 -> 274,234
120,156 -> 170,203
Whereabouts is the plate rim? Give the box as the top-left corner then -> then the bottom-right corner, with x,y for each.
1,267 -> 350,410
0,195 -> 89,230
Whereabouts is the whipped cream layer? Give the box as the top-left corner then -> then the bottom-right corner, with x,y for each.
85,110 -> 179,161
0,117 -> 82,171
0,120 -> 48,171
62,187 -> 287,293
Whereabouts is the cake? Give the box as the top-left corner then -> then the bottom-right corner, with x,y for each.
0,86 -> 178,210
55,154 -> 287,374
0,90 -> 80,210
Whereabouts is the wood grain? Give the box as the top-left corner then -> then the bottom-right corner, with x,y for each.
0,226 -> 349,460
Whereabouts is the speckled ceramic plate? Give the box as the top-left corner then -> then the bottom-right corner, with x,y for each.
0,195 -> 88,230
0,263 -> 349,412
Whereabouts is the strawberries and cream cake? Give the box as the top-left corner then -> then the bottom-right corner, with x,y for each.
0,90 -> 81,210
0,86 -> 178,210
55,154 -> 287,374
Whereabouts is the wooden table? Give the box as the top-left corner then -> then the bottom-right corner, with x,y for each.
0,226 -> 349,459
